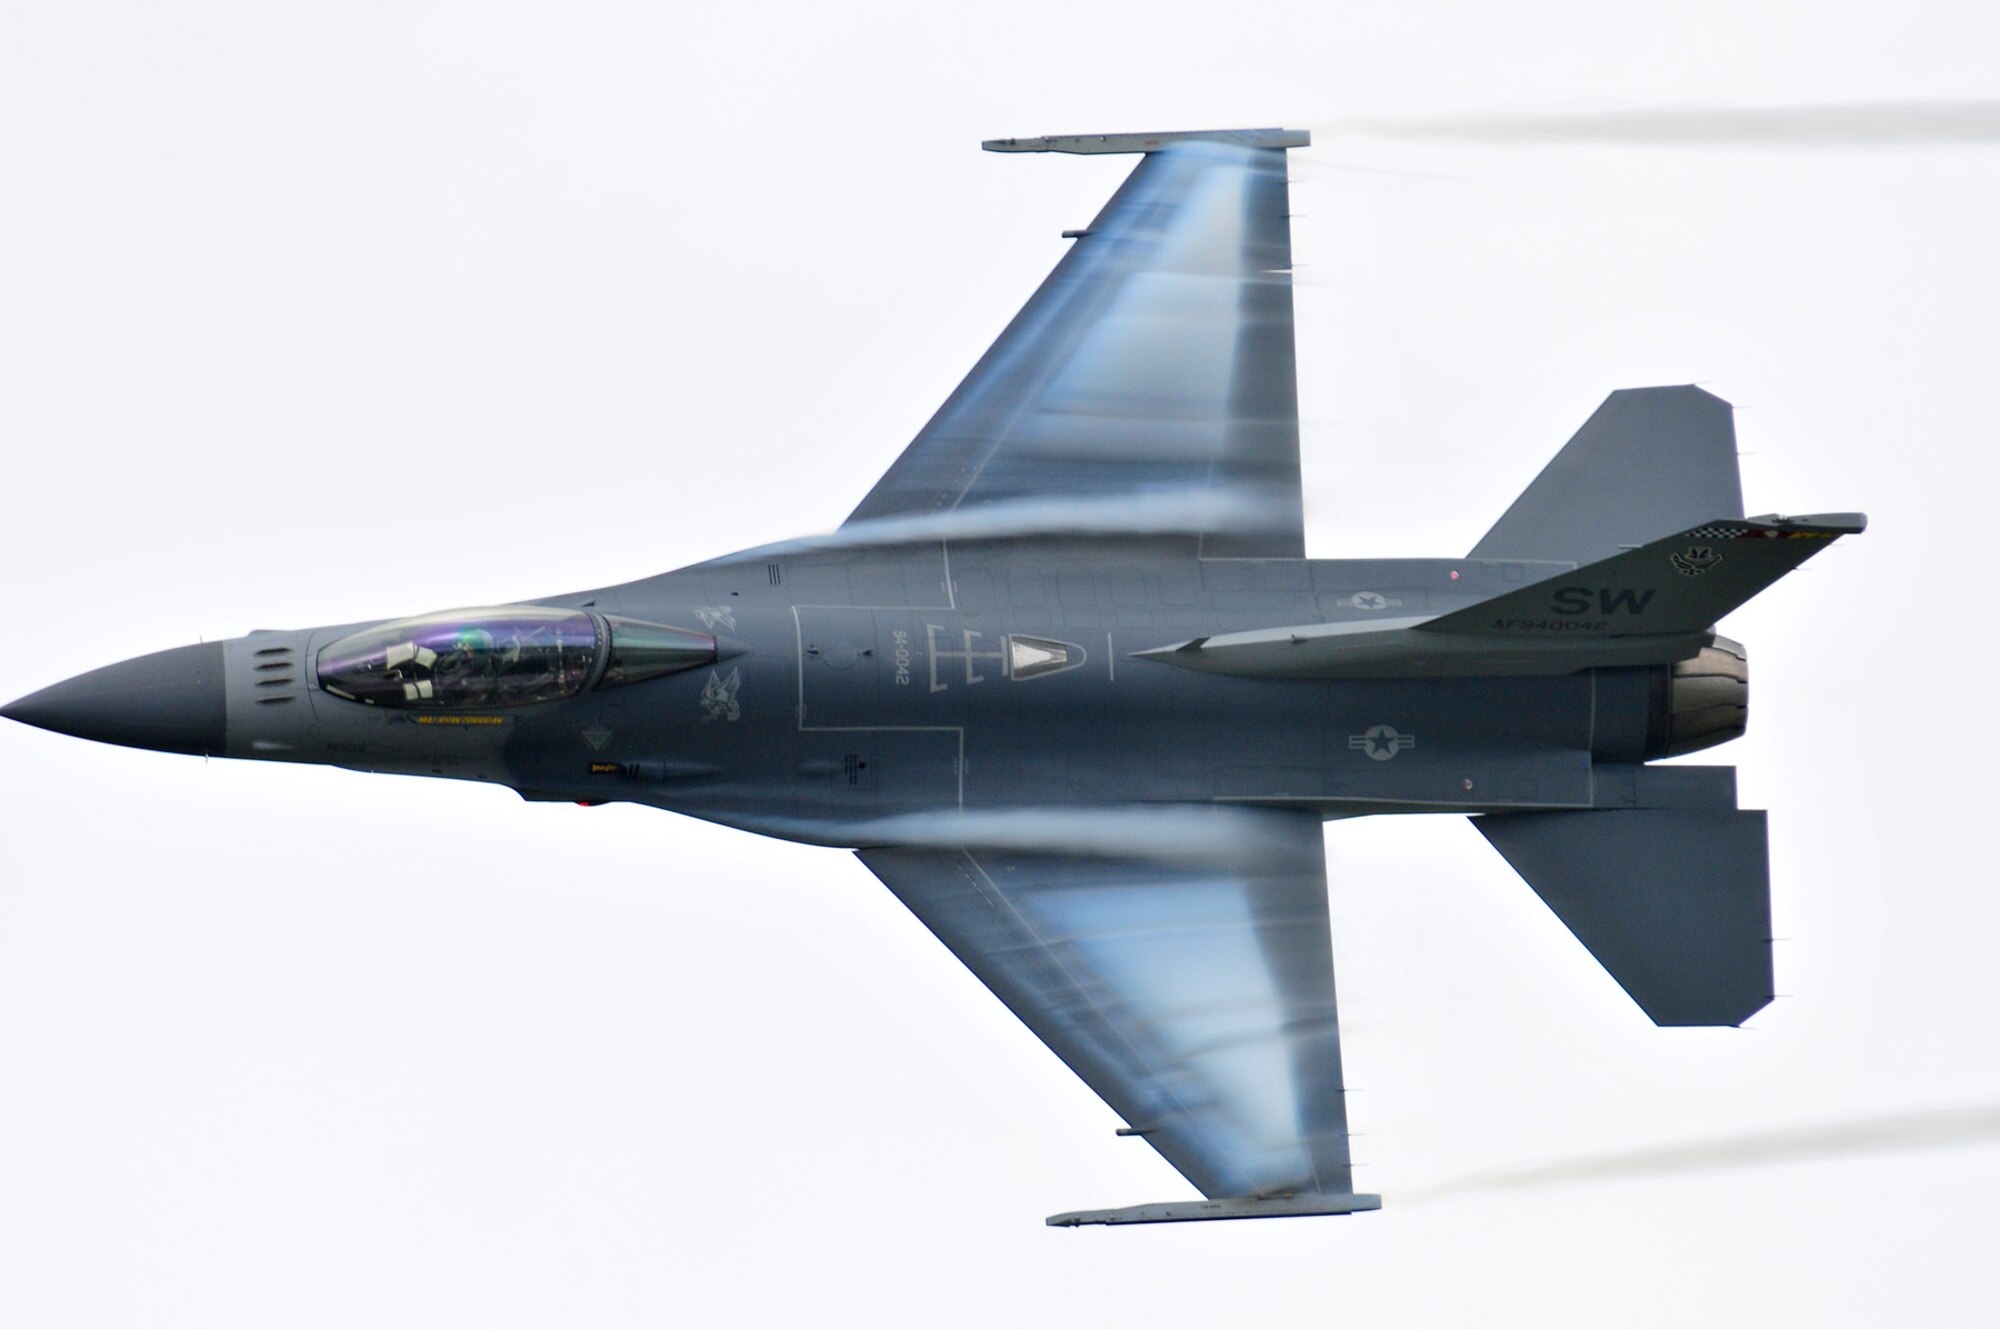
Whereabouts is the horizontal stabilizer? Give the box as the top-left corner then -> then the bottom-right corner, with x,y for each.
1476,797 -> 1773,1027
1473,386 -> 1746,565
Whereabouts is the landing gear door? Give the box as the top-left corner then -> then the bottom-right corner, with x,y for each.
794,607 -> 961,817
796,607 -> 884,726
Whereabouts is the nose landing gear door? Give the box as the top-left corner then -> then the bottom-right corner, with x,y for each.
797,607 -> 882,726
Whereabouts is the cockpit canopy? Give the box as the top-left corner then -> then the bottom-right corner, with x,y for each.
316,607 -> 717,709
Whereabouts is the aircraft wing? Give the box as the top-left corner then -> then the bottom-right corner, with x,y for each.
843,131 -> 1310,558
856,807 -> 1376,1224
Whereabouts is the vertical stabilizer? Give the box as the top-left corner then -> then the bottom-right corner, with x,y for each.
1472,386 -> 1744,565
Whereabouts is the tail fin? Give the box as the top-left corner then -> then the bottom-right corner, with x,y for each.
1476,769 -> 1772,1027
1427,512 -> 1866,640
1473,386 -> 1744,565
1139,511 -> 1862,680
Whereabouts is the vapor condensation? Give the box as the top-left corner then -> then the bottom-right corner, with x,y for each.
742,804 -> 1300,867
1404,1104 -> 2000,1204
1332,101 -> 2000,147
722,483 -> 1282,559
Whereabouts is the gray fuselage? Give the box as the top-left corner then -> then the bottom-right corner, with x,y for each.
218,539 -> 1679,837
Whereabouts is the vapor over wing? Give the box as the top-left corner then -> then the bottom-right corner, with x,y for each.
856,808 -> 1362,1206
844,141 -> 1307,557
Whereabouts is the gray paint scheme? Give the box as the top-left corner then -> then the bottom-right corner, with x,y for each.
0,129 -> 1864,1225
6,642 -> 225,756
1479,767 -> 1774,1027
1471,385 -> 1746,564
863,811 -> 1351,1205
845,139 -> 1306,559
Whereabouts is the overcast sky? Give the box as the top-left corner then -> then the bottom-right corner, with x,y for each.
3,3 -> 1997,1325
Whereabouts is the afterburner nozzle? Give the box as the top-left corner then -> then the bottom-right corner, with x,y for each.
1650,638 -> 1749,758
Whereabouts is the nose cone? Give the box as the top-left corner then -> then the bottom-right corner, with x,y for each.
3,642 -> 227,756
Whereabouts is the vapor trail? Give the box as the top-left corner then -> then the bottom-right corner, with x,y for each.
736,805 -> 1301,867
1332,101 -> 2000,147
1404,1104 -> 2000,1204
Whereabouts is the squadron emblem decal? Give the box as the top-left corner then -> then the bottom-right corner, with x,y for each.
700,667 -> 742,722
1671,545 -> 1723,576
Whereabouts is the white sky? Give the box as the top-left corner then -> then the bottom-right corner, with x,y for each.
3,3 -> 1997,1325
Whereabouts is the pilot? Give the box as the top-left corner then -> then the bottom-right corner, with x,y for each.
431,627 -> 498,705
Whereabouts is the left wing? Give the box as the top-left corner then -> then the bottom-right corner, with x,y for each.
856,808 -> 1378,1225
843,129 -> 1312,557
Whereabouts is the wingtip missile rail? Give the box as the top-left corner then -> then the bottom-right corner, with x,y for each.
983,127 -> 1311,154
1048,1192 -> 1384,1227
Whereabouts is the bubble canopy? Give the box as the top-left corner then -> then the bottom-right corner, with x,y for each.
316,607 -> 717,709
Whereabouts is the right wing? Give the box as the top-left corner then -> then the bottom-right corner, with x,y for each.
856,808 -> 1374,1223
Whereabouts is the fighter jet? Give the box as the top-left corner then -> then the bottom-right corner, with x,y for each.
2,128 -> 1863,1226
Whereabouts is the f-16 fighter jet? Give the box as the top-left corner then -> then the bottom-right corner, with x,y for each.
2,128 -> 1863,1226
